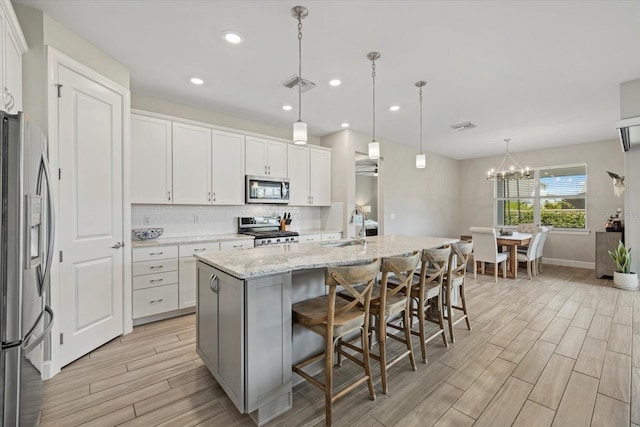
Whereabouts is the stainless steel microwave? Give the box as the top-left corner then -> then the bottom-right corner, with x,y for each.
245,175 -> 290,204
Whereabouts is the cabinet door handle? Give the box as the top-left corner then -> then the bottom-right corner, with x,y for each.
149,252 -> 164,256
268,166 -> 271,175
208,192 -> 211,202
167,191 -> 171,201
213,192 -> 216,202
233,245 -> 243,248
193,248 -> 206,252
264,165 -> 267,175
149,265 -> 164,269
149,278 -> 164,283
149,299 -> 164,304
3,87 -> 14,110
209,274 -> 219,294
111,241 -> 124,249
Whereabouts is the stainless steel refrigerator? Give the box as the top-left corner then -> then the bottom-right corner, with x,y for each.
1,112 -> 55,426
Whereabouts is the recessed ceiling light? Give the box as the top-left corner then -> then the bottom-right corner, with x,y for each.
190,77 -> 204,85
329,79 -> 341,86
341,122 -> 350,128
390,105 -> 400,111
222,30 -> 244,44
282,105 -> 293,111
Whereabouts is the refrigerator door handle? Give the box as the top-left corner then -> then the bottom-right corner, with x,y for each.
36,151 -> 56,296
23,305 -> 54,353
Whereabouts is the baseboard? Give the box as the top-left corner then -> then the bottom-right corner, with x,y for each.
542,257 -> 594,270
42,360 -> 59,381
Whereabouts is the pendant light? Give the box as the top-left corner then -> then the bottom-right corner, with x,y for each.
367,52 -> 381,159
292,6 -> 308,145
415,81 -> 427,169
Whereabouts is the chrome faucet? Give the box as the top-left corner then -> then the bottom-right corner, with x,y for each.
349,205 -> 367,245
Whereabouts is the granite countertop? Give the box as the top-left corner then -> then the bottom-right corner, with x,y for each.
131,233 -> 253,248
195,234 -> 457,279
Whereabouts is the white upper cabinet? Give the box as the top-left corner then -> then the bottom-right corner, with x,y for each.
287,145 -> 310,206
0,0 -> 27,114
309,148 -> 331,206
172,122 -> 212,205
287,145 -> 331,206
211,130 -> 245,205
131,115 -> 173,204
245,136 -> 287,177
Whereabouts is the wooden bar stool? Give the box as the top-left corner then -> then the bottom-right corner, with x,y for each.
339,251 -> 420,394
292,258 -> 381,427
444,241 -> 474,342
408,246 -> 451,363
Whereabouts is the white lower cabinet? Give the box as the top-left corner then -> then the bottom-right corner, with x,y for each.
220,239 -> 254,250
299,234 -> 321,243
179,242 -> 221,309
197,261 -> 292,424
132,245 -> 179,320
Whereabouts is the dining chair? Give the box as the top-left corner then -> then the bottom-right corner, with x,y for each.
513,227 -> 541,279
469,227 -> 507,282
517,223 -> 537,233
292,258 -> 381,426
534,226 -> 552,274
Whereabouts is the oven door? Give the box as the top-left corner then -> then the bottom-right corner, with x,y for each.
245,176 -> 289,204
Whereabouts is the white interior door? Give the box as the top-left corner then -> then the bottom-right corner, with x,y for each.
57,65 -> 124,367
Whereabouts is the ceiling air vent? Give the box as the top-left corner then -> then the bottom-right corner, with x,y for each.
450,122 -> 476,131
281,75 -> 316,93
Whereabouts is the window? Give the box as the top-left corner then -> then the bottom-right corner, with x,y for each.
495,164 -> 587,230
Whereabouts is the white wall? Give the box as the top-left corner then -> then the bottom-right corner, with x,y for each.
356,174 -> 378,220
458,139 -> 624,266
132,204 -> 323,237
132,94 -> 322,145
322,129 -> 460,239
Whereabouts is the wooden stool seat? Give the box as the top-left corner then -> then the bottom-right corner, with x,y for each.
293,295 -> 366,337
292,258 -> 381,427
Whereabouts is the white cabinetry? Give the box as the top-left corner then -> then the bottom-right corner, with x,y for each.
211,130 -> 245,205
287,145 -> 331,206
0,0 -> 27,114
245,136 -> 287,177
172,122 -> 212,205
132,246 -> 179,320
178,242 -> 220,309
321,232 -> 342,241
299,234 -> 321,244
131,115 -> 172,204
220,239 -> 254,250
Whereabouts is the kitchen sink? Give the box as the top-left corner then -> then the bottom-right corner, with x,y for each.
321,240 -> 362,248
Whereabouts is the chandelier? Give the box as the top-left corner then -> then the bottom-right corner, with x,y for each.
486,138 -> 530,180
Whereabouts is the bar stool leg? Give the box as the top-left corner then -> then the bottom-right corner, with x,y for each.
446,290 -> 455,343
361,324 -> 376,401
461,285 -> 471,330
324,331 -> 334,427
418,296 -> 428,363
404,307 -> 417,371
378,316 -> 388,394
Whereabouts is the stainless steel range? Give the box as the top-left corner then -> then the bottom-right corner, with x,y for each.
238,217 -> 299,247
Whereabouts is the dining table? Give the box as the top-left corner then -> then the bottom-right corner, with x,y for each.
496,232 -> 532,278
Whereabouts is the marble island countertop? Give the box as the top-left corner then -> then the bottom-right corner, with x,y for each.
131,233 -> 253,248
195,235 -> 457,279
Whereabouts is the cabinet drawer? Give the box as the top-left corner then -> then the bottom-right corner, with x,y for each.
133,284 -> 179,319
220,239 -> 254,250
321,232 -> 342,242
133,245 -> 178,262
300,234 -> 321,243
133,271 -> 179,290
133,258 -> 178,276
179,242 -> 220,258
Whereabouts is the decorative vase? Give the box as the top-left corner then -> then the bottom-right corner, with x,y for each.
613,271 -> 639,290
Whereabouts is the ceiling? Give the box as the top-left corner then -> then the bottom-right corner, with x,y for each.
15,0 -> 640,160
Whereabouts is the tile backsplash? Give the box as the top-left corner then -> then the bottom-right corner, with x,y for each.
131,204 -> 335,237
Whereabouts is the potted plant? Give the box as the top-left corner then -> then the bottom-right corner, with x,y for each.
608,241 -> 639,290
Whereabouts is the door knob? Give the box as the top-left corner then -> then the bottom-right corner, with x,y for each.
111,241 -> 125,249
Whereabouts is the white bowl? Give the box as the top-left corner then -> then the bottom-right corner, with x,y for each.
132,228 -> 164,240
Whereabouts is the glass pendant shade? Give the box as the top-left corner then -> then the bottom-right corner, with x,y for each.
416,153 -> 426,169
293,121 -> 307,145
368,141 -> 380,159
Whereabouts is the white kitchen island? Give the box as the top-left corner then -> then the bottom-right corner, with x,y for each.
194,235 -> 456,425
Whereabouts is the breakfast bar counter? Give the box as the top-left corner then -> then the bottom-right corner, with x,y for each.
194,235 -> 456,425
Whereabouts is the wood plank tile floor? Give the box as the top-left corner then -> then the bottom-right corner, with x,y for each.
41,265 -> 639,426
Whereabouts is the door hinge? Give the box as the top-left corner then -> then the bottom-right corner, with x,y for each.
58,168 -> 62,180
55,84 -> 63,98
59,250 -> 63,262
59,333 -> 63,345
